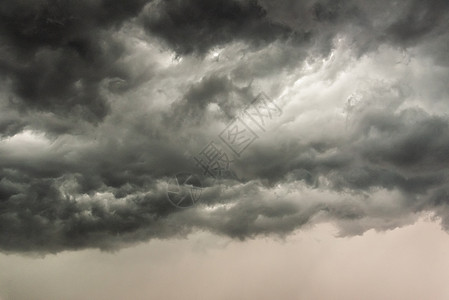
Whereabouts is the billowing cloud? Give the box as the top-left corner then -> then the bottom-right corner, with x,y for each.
0,0 -> 150,124
1,0 -> 449,253
140,0 -> 302,55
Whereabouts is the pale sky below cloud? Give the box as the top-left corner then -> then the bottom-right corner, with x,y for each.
1,219 -> 449,300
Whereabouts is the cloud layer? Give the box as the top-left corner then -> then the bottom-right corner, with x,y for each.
1,0 -> 449,253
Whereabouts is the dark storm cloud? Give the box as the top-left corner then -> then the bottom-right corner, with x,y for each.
0,171 -> 180,252
3,102 -> 449,253
0,0 -> 150,124
141,0 -> 303,55
259,0 -> 449,58
1,0 -> 449,253
236,105 -> 449,194
385,0 -> 449,46
0,0 -> 446,129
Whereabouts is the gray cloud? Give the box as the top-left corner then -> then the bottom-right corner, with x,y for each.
141,0 -> 303,56
1,0 -> 449,253
0,0 -> 151,124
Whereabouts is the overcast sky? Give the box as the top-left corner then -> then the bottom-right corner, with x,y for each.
1,0 -> 449,299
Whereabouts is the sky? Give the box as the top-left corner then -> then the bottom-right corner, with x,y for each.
1,0 -> 449,299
